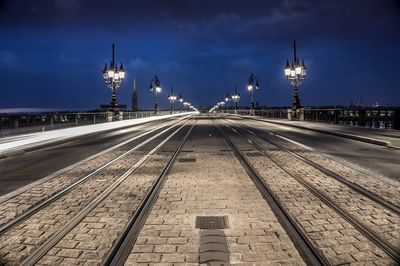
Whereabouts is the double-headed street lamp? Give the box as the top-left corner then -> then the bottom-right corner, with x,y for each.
149,75 -> 162,114
231,87 -> 241,113
168,87 -> 177,113
284,40 -> 307,111
247,73 -> 260,115
102,44 -> 125,110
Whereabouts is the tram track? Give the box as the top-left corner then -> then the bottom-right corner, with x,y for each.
213,119 -> 327,266
218,118 -> 400,264
102,119 -> 195,266
0,117 -> 191,236
228,116 -> 400,208
227,118 -> 400,215
18,118 -> 196,265
0,116 -> 193,237
0,117 -> 194,264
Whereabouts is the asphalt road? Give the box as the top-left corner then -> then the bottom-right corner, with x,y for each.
0,118 -> 178,196
228,116 -> 400,182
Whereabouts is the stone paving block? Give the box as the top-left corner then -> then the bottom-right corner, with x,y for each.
154,245 -> 177,253
167,237 -> 188,245
37,255 -> 64,265
57,248 -> 83,258
137,253 -> 161,262
160,253 -> 186,262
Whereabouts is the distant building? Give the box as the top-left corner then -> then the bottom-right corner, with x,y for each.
132,77 -> 138,111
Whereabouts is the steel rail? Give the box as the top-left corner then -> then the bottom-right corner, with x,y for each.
213,119 -> 327,266
0,117 -> 192,236
20,118 -> 194,266
224,120 -> 400,264
103,119 -> 196,266
233,120 -> 400,215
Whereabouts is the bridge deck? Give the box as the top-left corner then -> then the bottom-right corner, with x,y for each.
0,115 -> 398,265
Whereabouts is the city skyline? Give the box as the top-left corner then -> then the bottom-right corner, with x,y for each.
0,0 -> 399,110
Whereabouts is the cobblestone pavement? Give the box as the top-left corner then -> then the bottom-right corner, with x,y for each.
243,132 -> 400,249
35,124 -> 191,265
238,119 -> 400,208
224,123 -> 397,265
0,127 -> 178,264
0,123 -> 172,227
126,119 -> 305,265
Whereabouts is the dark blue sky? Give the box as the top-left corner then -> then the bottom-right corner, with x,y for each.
0,0 -> 399,110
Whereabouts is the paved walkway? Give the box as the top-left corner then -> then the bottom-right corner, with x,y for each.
126,119 -> 305,265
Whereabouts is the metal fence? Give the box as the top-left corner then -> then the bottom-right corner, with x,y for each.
302,108 -> 400,130
232,108 -> 289,119
226,107 -> 400,130
0,110 -> 187,137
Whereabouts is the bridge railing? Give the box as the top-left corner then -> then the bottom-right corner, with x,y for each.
0,110 -> 187,137
225,107 -> 400,130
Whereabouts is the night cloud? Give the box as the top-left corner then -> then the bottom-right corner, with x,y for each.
0,50 -> 19,67
0,0 -> 399,109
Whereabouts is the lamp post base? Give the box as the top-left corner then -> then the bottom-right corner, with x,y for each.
287,108 -> 305,121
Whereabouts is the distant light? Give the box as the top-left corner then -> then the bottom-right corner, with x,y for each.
156,87 -> 161,93
247,85 -> 253,91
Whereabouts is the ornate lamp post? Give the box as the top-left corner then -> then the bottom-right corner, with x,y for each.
218,98 -> 225,113
284,40 -> 307,113
102,44 -> 125,110
168,87 -> 177,113
231,87 -> 241,113
183,100 -> 190,110
149,75 -> 162,114
224,92 -> 230,112
247,73 -> 260,115
177,93 -> 183,112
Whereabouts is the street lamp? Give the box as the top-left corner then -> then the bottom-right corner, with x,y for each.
177,93 -> 184,112
217,98 -> 225,113
183,100 -> 190,110
247,73 -> 260,115
231,86 -> 241,113
225,92 -> 230,112
149,75 -> 162,114
284,40 -> 307,111
102,43 -> 125,110
168,87 -> 177,113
